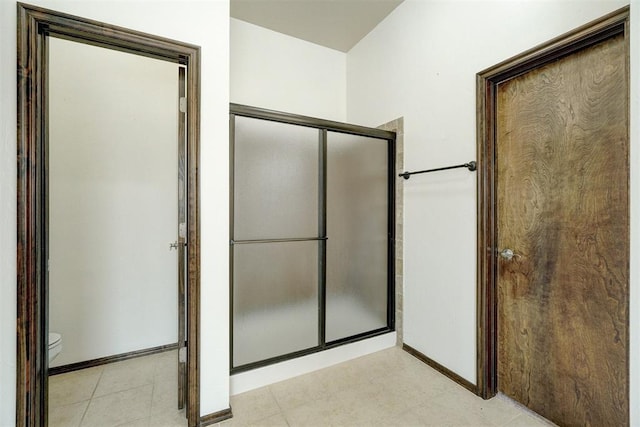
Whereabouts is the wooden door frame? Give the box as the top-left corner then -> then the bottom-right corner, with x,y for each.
476,6 -> 629,400
16,3 -> 201,426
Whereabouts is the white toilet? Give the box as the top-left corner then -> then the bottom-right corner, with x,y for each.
48,332 -> 62,363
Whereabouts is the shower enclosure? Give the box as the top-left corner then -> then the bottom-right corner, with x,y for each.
230,104 -> 395,372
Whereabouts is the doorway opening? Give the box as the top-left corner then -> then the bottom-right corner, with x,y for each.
17,4 -> 201,426
46,36 -> 186,425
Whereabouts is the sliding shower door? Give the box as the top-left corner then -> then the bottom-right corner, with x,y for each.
326,133 -> 389,342
231,105 -> 395,371
232,116 -> 321,367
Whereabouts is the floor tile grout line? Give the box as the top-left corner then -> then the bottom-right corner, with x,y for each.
49,352 -> 187,427
89,368 -> 104,400
74,400 -> 91,427
149,377 -> 157,419
91,380 -> 157,401
58,347 -> 554,427
267,384 -> 285,414
76,368 -> 105,427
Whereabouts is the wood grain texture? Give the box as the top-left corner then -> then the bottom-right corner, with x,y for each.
17,5 -> 49,425
496,33 -> 628,427
476,7 -> 630,401
200,408 -> 233,426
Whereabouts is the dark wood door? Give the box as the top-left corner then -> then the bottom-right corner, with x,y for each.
495,32 -> 628,426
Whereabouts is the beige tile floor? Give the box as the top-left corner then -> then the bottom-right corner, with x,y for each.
218,347 -> 556,427
48,349 -> 187,427
50,346 -> 555,427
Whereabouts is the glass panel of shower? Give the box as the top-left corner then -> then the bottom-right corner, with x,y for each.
325,132 -> 389,342
232,117 -> 321,368
230,104 -> 395,372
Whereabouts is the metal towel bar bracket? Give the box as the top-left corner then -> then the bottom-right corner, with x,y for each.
399,161 -> 476,180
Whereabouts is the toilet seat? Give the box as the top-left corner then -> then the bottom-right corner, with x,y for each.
49,332 -> 61,348
48,332 -> 62,363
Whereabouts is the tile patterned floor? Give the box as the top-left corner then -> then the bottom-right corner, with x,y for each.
218,347 -> 556,427
49,350 -> 187,427
50,346 -> 556,427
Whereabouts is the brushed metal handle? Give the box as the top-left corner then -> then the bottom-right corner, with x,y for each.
499,248 -> 515,260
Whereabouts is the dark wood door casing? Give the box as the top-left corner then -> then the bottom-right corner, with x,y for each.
476,4 -> 629,422
17,3 -> 201,426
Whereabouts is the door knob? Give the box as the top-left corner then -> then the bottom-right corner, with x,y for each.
499,248 -> 515,260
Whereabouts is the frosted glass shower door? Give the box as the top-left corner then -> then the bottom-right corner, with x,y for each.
326,132 -> 389,342
231,107 -> 394,370
232,116 -> 321,367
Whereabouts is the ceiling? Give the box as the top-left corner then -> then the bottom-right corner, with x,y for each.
230,0 -> 404,52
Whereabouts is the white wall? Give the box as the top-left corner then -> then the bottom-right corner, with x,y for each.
48,37 -> 178,367
3,0 -> 636,424
229,18 -> 400,391
230,18 -> 347,121
347,0 -> 630,386
0,0 -> 230,422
